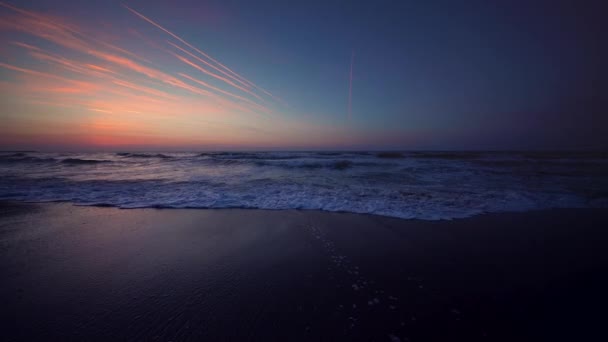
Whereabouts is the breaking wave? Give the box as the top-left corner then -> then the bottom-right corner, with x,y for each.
1,151 -> 607,220
116,152 -> 173,159
61,158 -> 112,165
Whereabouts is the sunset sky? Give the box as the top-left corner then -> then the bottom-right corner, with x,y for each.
1,0 -> 605,151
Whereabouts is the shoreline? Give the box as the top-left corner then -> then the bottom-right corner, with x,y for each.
0,199 -> 600,221
2,202 -> 608,341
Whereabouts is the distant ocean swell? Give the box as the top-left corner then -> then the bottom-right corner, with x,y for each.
1,151 -> 607,220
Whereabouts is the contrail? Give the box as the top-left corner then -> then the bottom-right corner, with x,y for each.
348,50 -> 354,120
167,42 -> 265,102
122,4 -> 282,105
122,4 -> 242,81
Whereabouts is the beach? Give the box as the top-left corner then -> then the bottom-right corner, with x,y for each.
1,202 -> 607,341
2,0 -> 605,340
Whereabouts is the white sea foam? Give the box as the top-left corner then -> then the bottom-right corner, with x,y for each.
1,151 -> 606,220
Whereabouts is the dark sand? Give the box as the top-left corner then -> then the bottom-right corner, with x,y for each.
1,202 -> 608,341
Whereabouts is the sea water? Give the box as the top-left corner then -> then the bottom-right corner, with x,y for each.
1,151 -> 607,220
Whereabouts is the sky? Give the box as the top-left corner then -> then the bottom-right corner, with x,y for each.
0,0 -> 606,151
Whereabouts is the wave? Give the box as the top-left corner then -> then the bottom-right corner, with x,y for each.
0,176 -> 597,220
2,151 -> 606,220
403,151 -> 608,161
61,158 -> 112,165
198,157 -> 391,170
200,151 -> 376,160
0,154 -> 57,163
376,152 -> 404,159
315,152 -> 371,157
202,152 -> 302,160
408,151 -> 485,160
316,152 -> 345,156
520,151 -> 608,160
6,152 -> 28,158
267,160 -> 354,170
1,154 -> 112,165
116,152 -> 173,159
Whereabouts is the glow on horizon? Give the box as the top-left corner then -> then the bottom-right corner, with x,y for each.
1,1 -> 605,151
1,1 -> 371,150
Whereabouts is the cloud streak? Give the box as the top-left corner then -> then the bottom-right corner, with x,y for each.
122,4 -> 284,106
0,2 -> 280,115
348,50 -> 354,121
167,42 -> 266,103
0,1 -> 297,148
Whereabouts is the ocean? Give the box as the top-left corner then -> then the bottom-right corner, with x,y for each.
1,151 -> 607,220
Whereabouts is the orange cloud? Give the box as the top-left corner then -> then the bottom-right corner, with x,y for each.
0,2 -> 292,149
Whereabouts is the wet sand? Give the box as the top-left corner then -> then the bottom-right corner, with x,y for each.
1,202 -> 607,341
